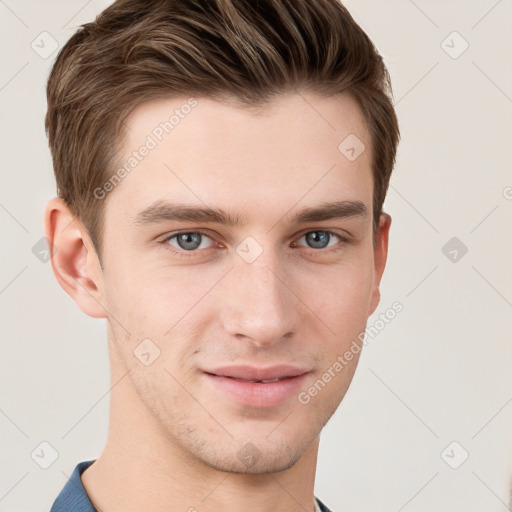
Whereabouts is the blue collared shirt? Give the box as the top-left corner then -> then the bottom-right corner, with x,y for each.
50,460 -> 333,512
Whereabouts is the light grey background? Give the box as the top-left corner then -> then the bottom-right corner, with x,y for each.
1,1 -> 511,511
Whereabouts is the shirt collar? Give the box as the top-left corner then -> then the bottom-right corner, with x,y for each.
50,460 -> 97,512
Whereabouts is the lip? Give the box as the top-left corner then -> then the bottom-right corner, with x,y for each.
205,364 -> 309,381
202,365 -> 310,408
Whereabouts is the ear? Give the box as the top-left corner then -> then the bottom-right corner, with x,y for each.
368,213 -> 391,316
44,197 -> 107,318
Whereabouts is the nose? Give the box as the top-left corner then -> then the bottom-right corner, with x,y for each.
220,251 -> 299,348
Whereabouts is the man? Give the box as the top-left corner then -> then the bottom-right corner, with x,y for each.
45,0 -> 399,510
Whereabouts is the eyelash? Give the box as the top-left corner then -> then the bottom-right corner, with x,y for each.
158,230 -> 350,259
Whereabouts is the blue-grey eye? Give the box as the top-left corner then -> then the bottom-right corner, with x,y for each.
300,231 -> 339,249
168,232 -> 213,251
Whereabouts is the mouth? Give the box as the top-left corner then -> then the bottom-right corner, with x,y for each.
204,364 -> 309,381
204,373 -> 292,384
202,365 -> 310,408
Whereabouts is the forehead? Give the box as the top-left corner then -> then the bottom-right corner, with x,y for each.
107,91 -> 373,225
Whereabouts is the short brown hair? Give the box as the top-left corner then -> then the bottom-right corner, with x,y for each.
45,0 -> 399,257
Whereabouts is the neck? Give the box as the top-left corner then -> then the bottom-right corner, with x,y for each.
81,343 -> 320,512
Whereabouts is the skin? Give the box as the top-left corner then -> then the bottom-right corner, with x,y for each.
45,91 -> 391,512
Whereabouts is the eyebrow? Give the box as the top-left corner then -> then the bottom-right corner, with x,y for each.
132,199 -> 368,227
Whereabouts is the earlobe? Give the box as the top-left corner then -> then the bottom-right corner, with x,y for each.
369,213 -> 391,316
44,197 -> 107,319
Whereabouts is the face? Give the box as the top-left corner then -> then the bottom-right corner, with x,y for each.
95,91 -> 389,473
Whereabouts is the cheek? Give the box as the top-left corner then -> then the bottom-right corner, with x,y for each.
301,258 -> 374,328
101,265 -> 223,373
103,263 -> 216,325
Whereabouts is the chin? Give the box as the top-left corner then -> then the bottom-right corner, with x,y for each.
200,447 -> 301,475
192,427 -> 322,475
